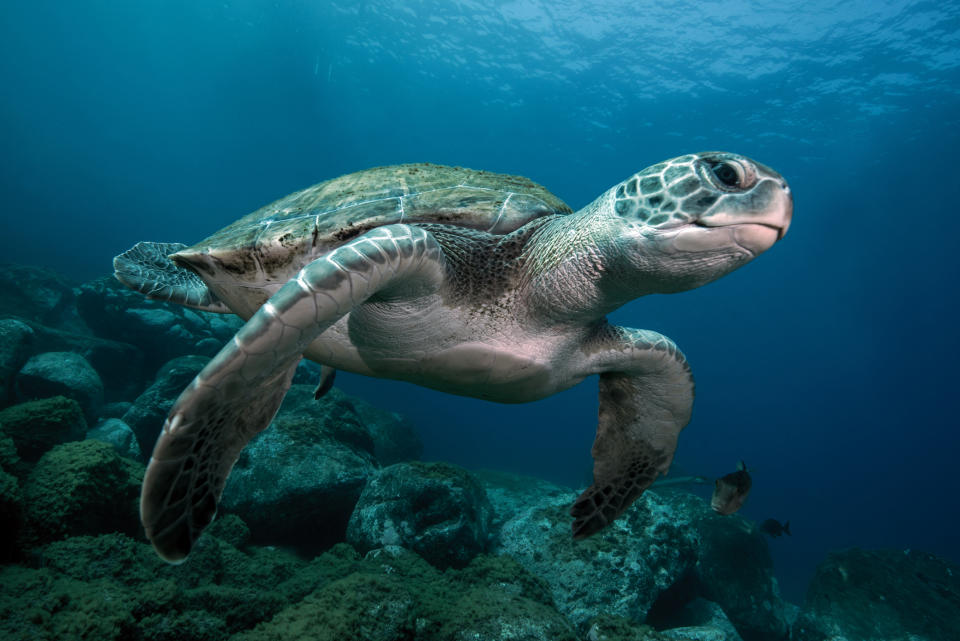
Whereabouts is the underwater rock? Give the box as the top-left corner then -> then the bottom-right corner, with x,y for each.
652,598 -> 745,641
236,545 -> 577,641
346,461 -> 493,568
206,513 -> 251,549
1,524 -> 578,641
87,417 -> 142,460
0,432 -> 19,475
585,615 -> 681,640
294,360 -> 422,466
0,531 -> 306,641
352,396 -> 424,465
77,275 -> 243,371
483,470 -> 700,630
241,566 -> 421,641
6,317 -> 146,402
99,400 -> 133,419
792,547 -> 960,641
481,473 -> 788,640
220,384 -> 378,554
0,318 -> 35,408
0,263 -> 77,327
21,440 -> 143,546
0,464 -> 22,562
684,490 -> 792,641
0,396 -> 87,463
122,354 -> 210,456
15,351 -> 104,422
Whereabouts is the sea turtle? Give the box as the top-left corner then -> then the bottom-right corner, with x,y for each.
114,153 -> 792,562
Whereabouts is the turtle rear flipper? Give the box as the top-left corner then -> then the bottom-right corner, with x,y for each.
113,241 -> 231,312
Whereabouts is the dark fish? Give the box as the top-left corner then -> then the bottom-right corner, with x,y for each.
710,460 -> 752,515
760,518 -> 791,537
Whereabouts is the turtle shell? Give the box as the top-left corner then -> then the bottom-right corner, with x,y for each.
174,163 -> 572,283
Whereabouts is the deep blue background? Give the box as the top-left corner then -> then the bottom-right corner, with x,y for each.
2,0 -> 959,601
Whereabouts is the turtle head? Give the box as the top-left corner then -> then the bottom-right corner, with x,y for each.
605,151 -> 792,294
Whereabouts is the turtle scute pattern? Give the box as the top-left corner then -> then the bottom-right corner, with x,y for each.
613,155 -> 721,225
185,163 -> 572,260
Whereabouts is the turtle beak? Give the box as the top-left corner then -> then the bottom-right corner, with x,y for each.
776,183 -> 793,241
694,177 -> 793,255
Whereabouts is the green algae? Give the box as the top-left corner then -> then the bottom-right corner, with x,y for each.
584,614 -> 672,641
0,529 -> 306,640
1,523 -> 584,641
240,547 -> 577,641
206,513 -> 250,549
0,396 -> 87,463
0,433 -> 18,473
0,467 -> 22,561
0,567 -> 138,641
21,440 -> 143,547
237,571 -> 419,641
404,460 -> 469,482
272,386 -> 373,455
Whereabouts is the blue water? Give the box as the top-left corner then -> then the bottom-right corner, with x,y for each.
2,0 -> 959,602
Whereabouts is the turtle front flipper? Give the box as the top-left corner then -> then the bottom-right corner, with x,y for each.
140,224 -> 446,562
571,327 -> 695,538
113,241 -> 231,312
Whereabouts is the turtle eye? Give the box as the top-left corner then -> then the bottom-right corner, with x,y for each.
709,161 -> 744,189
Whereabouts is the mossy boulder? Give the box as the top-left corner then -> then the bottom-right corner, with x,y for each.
0,530 -> 307,640
21,440 -> 143,546
0,432 -> 24,558
793,547 -> 960,641
15,351 -> 104,421
0,567 -> 141,641
351,395 -> 423,465
238,546 -> 577,641
486,472 -> 700,630
206,513 -> 251,549
0,318 -> 35,408
0,431 -> 20,474
238,570 -> 420,641
0,466 -> 23,561
220,384 -> 378,555
346,461 -> 493,568
0,396 -> 87,463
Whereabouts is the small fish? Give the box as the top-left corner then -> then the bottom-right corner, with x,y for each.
759,518 -> 791,537
710,460 -> 752,515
